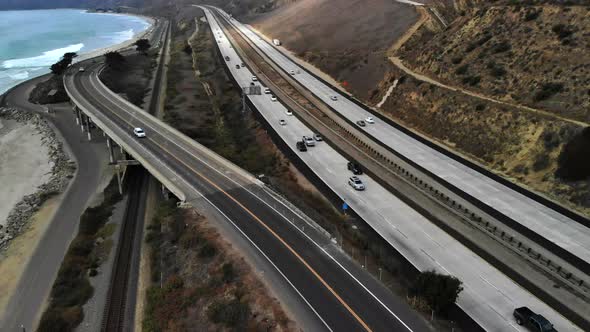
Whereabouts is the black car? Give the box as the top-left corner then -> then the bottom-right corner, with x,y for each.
347,161 -> 363,175
296,140 -> 307,152
513,307 -> 556,332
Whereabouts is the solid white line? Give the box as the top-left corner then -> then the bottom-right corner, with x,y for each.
75,72 -> 333,332
202,8 -> 416,331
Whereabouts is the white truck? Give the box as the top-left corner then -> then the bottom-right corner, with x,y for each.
272,39 -> 281,46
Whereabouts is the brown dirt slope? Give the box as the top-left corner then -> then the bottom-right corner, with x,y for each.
398,3 -> 590,123
247,0 -> 419,99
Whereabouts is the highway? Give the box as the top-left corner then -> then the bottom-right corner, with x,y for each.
65,62 -> 432,331
201,6 -> 582,332
214,8 -> 590,274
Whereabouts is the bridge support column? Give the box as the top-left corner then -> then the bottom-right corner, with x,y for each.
85,116 -> 92,141
106,137 -> 115,163
79,113 -> 86,132
161,184 -> 170,200
115,165 -> 123,195
73,106 -> 80,125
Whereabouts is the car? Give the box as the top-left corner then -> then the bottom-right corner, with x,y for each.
330,95 -> 338,101
313,134 -> 322,141
303,136 -> 315,147
365,116 -> 375,124
133,127 -> 146,138
235,64 -> 240,69
78,67 -> 85,72
347,161 -> 363,175
348,176 -> 365,191
279,119 -> 286,126
356,120 -> 366,127
252,76 -> 258,82
264,87 -> 271,94
270,95 -> 277,102
296,140 -> 307,152
229,45 -> 232,48
240,62 -> 245,67
513,307 -> 556,332
289,70 -> 295,75
225,56 -> 230,61
285,110 -> 293,116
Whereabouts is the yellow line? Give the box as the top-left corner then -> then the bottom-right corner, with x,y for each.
148,137 -> 373,332
78,65 -> 373,332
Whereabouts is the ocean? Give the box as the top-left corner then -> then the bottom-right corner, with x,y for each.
0,9 -> 150,94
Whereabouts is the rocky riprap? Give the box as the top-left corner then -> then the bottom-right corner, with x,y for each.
0,107 -> 76,252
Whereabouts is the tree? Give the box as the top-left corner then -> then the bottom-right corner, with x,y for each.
556,127 -> 590,181
104,51 -> 125,68
49,52 -> 78,76
135,38 -> 151,54
410,270 -> 463,313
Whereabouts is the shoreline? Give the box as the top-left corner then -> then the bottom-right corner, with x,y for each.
0,10 -> 156,97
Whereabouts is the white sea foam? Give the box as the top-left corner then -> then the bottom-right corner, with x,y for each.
8,70 -> 30,80
1,43 -> 84,69
109,29 -> 134,45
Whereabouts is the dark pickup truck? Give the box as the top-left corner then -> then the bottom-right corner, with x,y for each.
513,307 -> 556,332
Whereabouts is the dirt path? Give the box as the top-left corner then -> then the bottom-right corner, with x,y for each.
387,9 -> 588,128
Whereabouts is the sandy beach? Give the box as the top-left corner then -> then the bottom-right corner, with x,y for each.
0,118 -> 53,228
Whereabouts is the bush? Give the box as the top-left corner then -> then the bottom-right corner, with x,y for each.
455,64 -> 469,75
410,270 -> 463,313
556,127 -> 590,181
552,24 -> 573,40
524,10 -> 540,21
451,56 -> 463,64
199,242 -> 217,258
492,41 -> 512,54
534,82 -> 563,101
208,299 -> 250,327
462,75 -> 481,86
222,263 -> 235,283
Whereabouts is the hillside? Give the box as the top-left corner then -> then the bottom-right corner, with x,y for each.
365,1 -> 590,215
246,0 -> 419,99
398,3 -> 590,123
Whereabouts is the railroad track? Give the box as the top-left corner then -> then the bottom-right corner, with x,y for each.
101,169 -> 147,332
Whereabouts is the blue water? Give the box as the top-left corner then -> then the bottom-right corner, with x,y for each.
0,9 -> 150,94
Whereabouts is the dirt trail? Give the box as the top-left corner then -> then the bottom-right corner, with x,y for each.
389,55 -> 589,127
387,9 -> 588,128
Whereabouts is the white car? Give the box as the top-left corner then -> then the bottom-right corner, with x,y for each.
289,70 -> 295,75
270,95 -> 277,102
314,134 -> 322,141
133,127 -> 146,138
330,95 -> 338,101
348,176 -> 365,191
365,116 -> 375,124
78,67 -> 85,72
252,76 -> 258,82
279,119 -> 286,126
285,110 -> 293,116
303,135 -> 315,147
264,87 -> 271,94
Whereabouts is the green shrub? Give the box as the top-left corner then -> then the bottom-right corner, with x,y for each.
222,263 -> 235,283
455,64 -> 469,75
556,127 -> 590,181
199,241 -> 217,258
534,82 -> 563,101
462,75 -> 481,86
552,24 -> 573,40
410,270 -> 463,313
208,299 -> 250,327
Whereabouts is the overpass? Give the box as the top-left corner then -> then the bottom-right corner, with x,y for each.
63,59 -> 431,331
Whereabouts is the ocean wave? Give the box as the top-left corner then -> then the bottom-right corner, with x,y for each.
109,29 -> 134,45
1,43 -> 84,69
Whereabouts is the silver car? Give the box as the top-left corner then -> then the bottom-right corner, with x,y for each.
348,176 -> 365,191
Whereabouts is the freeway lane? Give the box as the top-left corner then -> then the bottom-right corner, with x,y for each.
217,8 -> 590,271
68,65 -> 431,331
202,7 -> 583,331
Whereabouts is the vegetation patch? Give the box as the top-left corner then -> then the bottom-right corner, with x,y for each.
37,177 -> 122,332
143,201 -> 295,331
100,50 -> 156,107
556,127 -> 590,181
